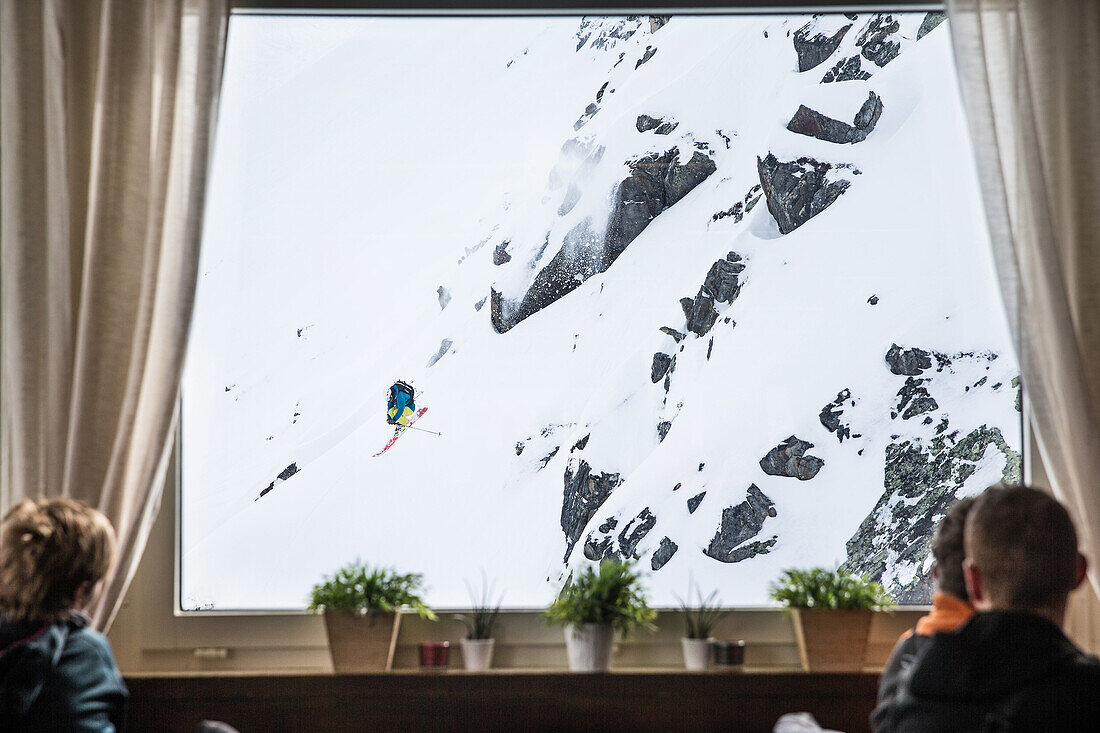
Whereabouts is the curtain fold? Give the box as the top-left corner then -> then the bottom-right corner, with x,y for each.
1,0 -> 228,630
946,0 -> 1100,650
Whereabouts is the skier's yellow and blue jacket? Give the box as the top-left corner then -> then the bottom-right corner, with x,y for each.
387,382 -> 416,426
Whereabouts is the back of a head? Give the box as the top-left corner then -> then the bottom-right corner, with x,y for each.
931,495 -> 976,600
0,498 -> 116,623
965,484 -> 1079,612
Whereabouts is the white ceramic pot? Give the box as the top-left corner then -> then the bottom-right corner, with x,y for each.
565,623 -> 614,672
461,638 -> 495,671
681,637 -> 714,671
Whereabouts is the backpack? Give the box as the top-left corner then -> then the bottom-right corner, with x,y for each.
390,380 -> 415,403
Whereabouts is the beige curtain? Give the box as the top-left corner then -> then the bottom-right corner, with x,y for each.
946,0 -> 1100,651
1,0 -> 228,630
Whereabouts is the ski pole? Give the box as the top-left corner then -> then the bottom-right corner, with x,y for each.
402,424 -> 442,436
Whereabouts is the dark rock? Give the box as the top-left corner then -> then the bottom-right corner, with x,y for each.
885,343 -> 933,375
277,463 -> 299,481
664,152 -> 718,209
820,389 -> 852,442
687,491 -> 706,514
917,12 -> 946,40
1013,375 -> 1022,412
685,294 -> 719,337
712,201 -> 743,224
515,441 -> 525,456
760,436 -> 825,480
843,425 -> 1022,603
635,46 -> 656,68
650,15 -> 670,33
786,92 -> 883,145
757,154 -> 851,234
493,241 -> 512,265
821,54 -> 871,83
426,338 -> 454,368
867,295 -> 878,305
599,516 -> 618,533
574,102 -> 599,131
618,508 -> 657,557
706,337 -> 714,360
853,91 -> 884,130
572,433 -> 591,452
660,326 -> 686,342
651,352 -> 674,383
895,377 -> 939,420
793,22 -> 852,72
258,481 -> 275,499
636,114 -> 679,135
651,537 -> 678,570
679,297 -> 694,319
561,458 -> 623,561
540,446 -> 560,469
856,14 -> 901,67
657,420 -> 672,442
727,537 -> 778,563
583,535 -> 614,561
596,81 -> 609,103
437,286 -> 451,310
489,288 -> 506,333
704,485 -> 778,563
701,258 -> 745,303
474,296 -> 487,311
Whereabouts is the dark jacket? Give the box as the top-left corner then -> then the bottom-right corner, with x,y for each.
0,612 -> 127,732
884,610 -> 1100,732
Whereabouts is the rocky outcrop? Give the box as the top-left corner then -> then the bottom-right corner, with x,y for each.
757,154 -> 851,234
893,377 -> 938,420
885,343 -> 933,376
493,148 -> 715,334
702,253 -> 745,303
583,507 -> 657,562
760,436 -> 825,480
651,352 -> 674,383
821,55 -> 871,83
844,425 -> 1022,603
682,294 -> 719,337
574,102 -> 599,131
687,491 -> 706,514
704,484 -> 778,563
636,114 -> 678,135
820,389 -> 853,442
493,241 -> 512,265
651,536 -> 678,570
917,12 -> 946,40
857,14 -> 901,68
793,22 -> 852,72
562,458 -> 623,561
426,338 -> 453,368
657,420 -> 672,442
605,148 -> 716,268
635,46 -> 657,68
786,92 -> 883,145
649,15 -> 670,33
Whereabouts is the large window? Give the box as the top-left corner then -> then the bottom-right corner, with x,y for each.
181,11 -> 1021,611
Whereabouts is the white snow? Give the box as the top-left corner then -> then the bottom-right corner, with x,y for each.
181,14 -> 1019,611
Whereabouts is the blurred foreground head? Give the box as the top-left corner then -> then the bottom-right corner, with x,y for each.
964,484 -> 1086,615
0,498 -> 116,623
931,495 -> 977,600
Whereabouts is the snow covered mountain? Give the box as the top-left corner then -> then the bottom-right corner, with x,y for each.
182,12 -> 1020,610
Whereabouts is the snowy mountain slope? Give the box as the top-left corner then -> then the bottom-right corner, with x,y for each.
181,13 -> 1019,610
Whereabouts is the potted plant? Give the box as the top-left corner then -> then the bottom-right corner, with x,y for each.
677,584 -> 727,671
309,560 -> 436,673
545,559 -> 657,672
455,575 -> 503,671
768,567 -> 893,672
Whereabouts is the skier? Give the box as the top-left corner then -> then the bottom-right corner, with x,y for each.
386,380 -> 417,428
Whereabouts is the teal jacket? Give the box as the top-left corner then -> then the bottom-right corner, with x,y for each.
0,612 -> 127,732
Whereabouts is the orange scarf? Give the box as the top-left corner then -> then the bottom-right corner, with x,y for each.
900,592 -> 975,640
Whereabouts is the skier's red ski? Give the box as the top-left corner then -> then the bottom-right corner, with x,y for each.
372,407 -> 429,457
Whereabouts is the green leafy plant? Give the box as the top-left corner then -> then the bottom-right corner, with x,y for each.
676,583 -> 727,639
545,559 -> 657,636
456,574 -> 504,640
768,567 -> 894,611
308,560 -> 436,620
